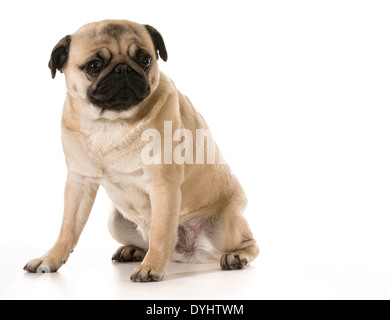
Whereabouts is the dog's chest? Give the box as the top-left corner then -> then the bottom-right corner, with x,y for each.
85,119 -> 132,155
83,121 -> 152,218
84,119 -> 142,171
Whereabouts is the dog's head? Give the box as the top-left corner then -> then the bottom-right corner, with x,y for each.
49,20 -> 167,113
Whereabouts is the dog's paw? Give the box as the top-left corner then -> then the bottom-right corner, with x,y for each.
130,263 -> 164,282
24,246 -> 71,273
220,254 -> 249,271
112,245 -> 146,262
23,256 -> 66,273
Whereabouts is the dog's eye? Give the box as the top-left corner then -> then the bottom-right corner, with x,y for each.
138,55 -> 152,70
86,60 -> 104,76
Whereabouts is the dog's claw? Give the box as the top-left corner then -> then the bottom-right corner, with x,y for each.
130,264 -> 164,282
112,245 -> 146,263
220,254 -> 249,270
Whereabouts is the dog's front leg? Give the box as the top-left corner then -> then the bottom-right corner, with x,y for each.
131,183 -> 181,282
24,173 -> 98,273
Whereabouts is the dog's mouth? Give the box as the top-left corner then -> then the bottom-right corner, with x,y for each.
87,65 -> 151,112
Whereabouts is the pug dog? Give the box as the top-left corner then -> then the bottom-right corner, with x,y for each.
24,20 -> 259,282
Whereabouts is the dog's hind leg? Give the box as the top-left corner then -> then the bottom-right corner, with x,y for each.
108,206 -> 148,262
208,198 -> 260,270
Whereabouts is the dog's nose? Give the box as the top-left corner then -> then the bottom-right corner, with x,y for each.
114,64 -> 132,76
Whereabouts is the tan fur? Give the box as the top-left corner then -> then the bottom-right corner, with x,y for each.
24,20 -> 259,281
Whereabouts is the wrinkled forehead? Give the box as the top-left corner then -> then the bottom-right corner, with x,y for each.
71,21 -> 153,59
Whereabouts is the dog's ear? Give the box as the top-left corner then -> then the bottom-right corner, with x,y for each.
48,35 -> 72,79
144,25 -> 168,62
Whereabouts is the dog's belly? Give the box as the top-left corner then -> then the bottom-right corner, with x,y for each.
172,217 -> 220,264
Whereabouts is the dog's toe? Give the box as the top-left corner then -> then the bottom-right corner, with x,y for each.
220,254 -> 249,271
24,258 -> 60,273
112,245 -> 146,262
130,264 -> 164,282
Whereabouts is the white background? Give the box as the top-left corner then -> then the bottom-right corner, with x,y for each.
0,0 -> 389,300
